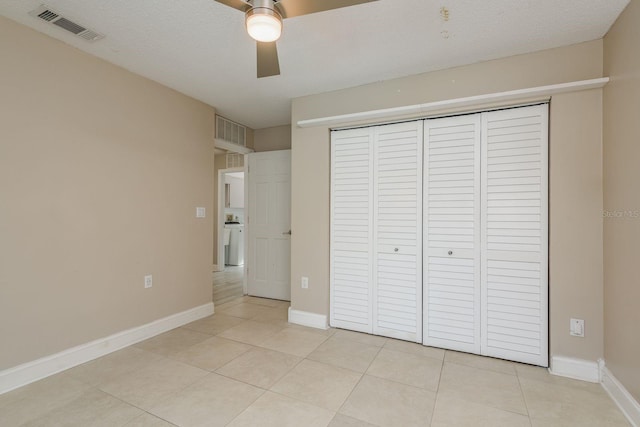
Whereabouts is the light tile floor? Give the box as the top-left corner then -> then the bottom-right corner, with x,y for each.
212,266 -> 244,306
0,296 -> 630,427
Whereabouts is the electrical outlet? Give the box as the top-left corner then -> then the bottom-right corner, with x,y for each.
570,318 -> 584,337
301,276 -> 309,289
144,275 -> 153,289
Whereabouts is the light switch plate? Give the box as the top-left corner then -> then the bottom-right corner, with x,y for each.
570,318 -> 584,337
196,207 -> 206,218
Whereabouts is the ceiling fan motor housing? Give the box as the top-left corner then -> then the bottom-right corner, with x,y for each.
245,0 -> 282,42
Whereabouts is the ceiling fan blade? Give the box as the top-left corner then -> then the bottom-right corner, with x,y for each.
257,42 -> 280,78
275,0 -> 377,19
213,0 -> 250,13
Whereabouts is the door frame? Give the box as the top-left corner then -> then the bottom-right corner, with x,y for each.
216,165 -> 247,288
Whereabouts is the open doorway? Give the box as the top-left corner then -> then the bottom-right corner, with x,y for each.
213,166 -> 247,305
212,150 -> 291,304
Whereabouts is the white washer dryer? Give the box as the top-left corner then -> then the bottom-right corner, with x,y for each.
224,223 -> 244,266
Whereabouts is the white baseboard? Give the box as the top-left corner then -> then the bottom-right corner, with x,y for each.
212,264 -> 223,272
601,364 -> 640,427
288,307 -> 329,330
0,302 -> 214,395
549,355 -> 600,383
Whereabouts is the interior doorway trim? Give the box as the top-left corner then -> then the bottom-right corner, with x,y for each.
216,165 -> 247,286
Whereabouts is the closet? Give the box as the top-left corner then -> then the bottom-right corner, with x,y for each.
330,104 -> 548,366
330,121 -> 423,342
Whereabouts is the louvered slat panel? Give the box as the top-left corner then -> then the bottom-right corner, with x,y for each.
424,114 -> 481,353
331,128 -> 373,333
374,122 -> 422,341
481,104 -> 549,366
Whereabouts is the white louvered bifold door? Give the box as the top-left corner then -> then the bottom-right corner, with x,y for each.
373,122 -> 423,342
330,128 -> 374,333
423,114 -> 482,353
481,105 -> 549,366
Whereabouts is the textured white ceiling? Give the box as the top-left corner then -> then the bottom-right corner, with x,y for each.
0,0 -> 629,129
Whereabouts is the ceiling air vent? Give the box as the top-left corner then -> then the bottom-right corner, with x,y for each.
29,5 -> 104,42
216,116 -> 247,147
226,153 -> 244,169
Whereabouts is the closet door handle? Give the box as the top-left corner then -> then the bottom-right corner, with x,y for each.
448,250 -> 453,256
394,248 -> 399,252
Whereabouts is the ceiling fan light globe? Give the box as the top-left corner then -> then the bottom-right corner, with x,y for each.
246,12 -> 282,42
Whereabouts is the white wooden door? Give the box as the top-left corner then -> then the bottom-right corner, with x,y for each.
481,105 -> 548,366
423,114 -> 482,353
330,128 -> 374,333
247,150 -> 291,301
373,122 -> 423,341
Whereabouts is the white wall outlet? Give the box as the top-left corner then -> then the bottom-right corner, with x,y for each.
144,275 -> 153,289
196,207 -> 206,218
570,318 -> 584,337
301,276 -> 309,289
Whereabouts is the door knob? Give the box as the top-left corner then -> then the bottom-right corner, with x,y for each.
282,230 -> 292,235
394,248 -> 399,252
448,250 -> 453,255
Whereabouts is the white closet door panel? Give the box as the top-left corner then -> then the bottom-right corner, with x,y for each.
331,128 -> 374,333
373,122 -> 422,341
425,255 -> 477,346
424,114 -> 481,353
481,105 -> 549,366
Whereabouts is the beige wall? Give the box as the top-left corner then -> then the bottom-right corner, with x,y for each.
549,90 -> 604,361
0,16 -> 215,370
254,125 -> 292,152
291,40 -> 605,363
604,2 -> 640,400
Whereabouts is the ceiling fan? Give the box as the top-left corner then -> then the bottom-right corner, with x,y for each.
215,0 -> 379,78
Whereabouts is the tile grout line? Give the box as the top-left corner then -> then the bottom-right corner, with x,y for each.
332,343 -> 384,424
95,387 -> 180,427
215,330 -> 314,427
515,371 -> 534,426
426,352 -> 446,426
438,357 -> 533,418
428,392 -> 443,427
221,388 -> 268,427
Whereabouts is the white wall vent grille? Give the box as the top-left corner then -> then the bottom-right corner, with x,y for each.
29,5 -> 104,42
226,153 -> 244,168
216,115 -> 247,147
